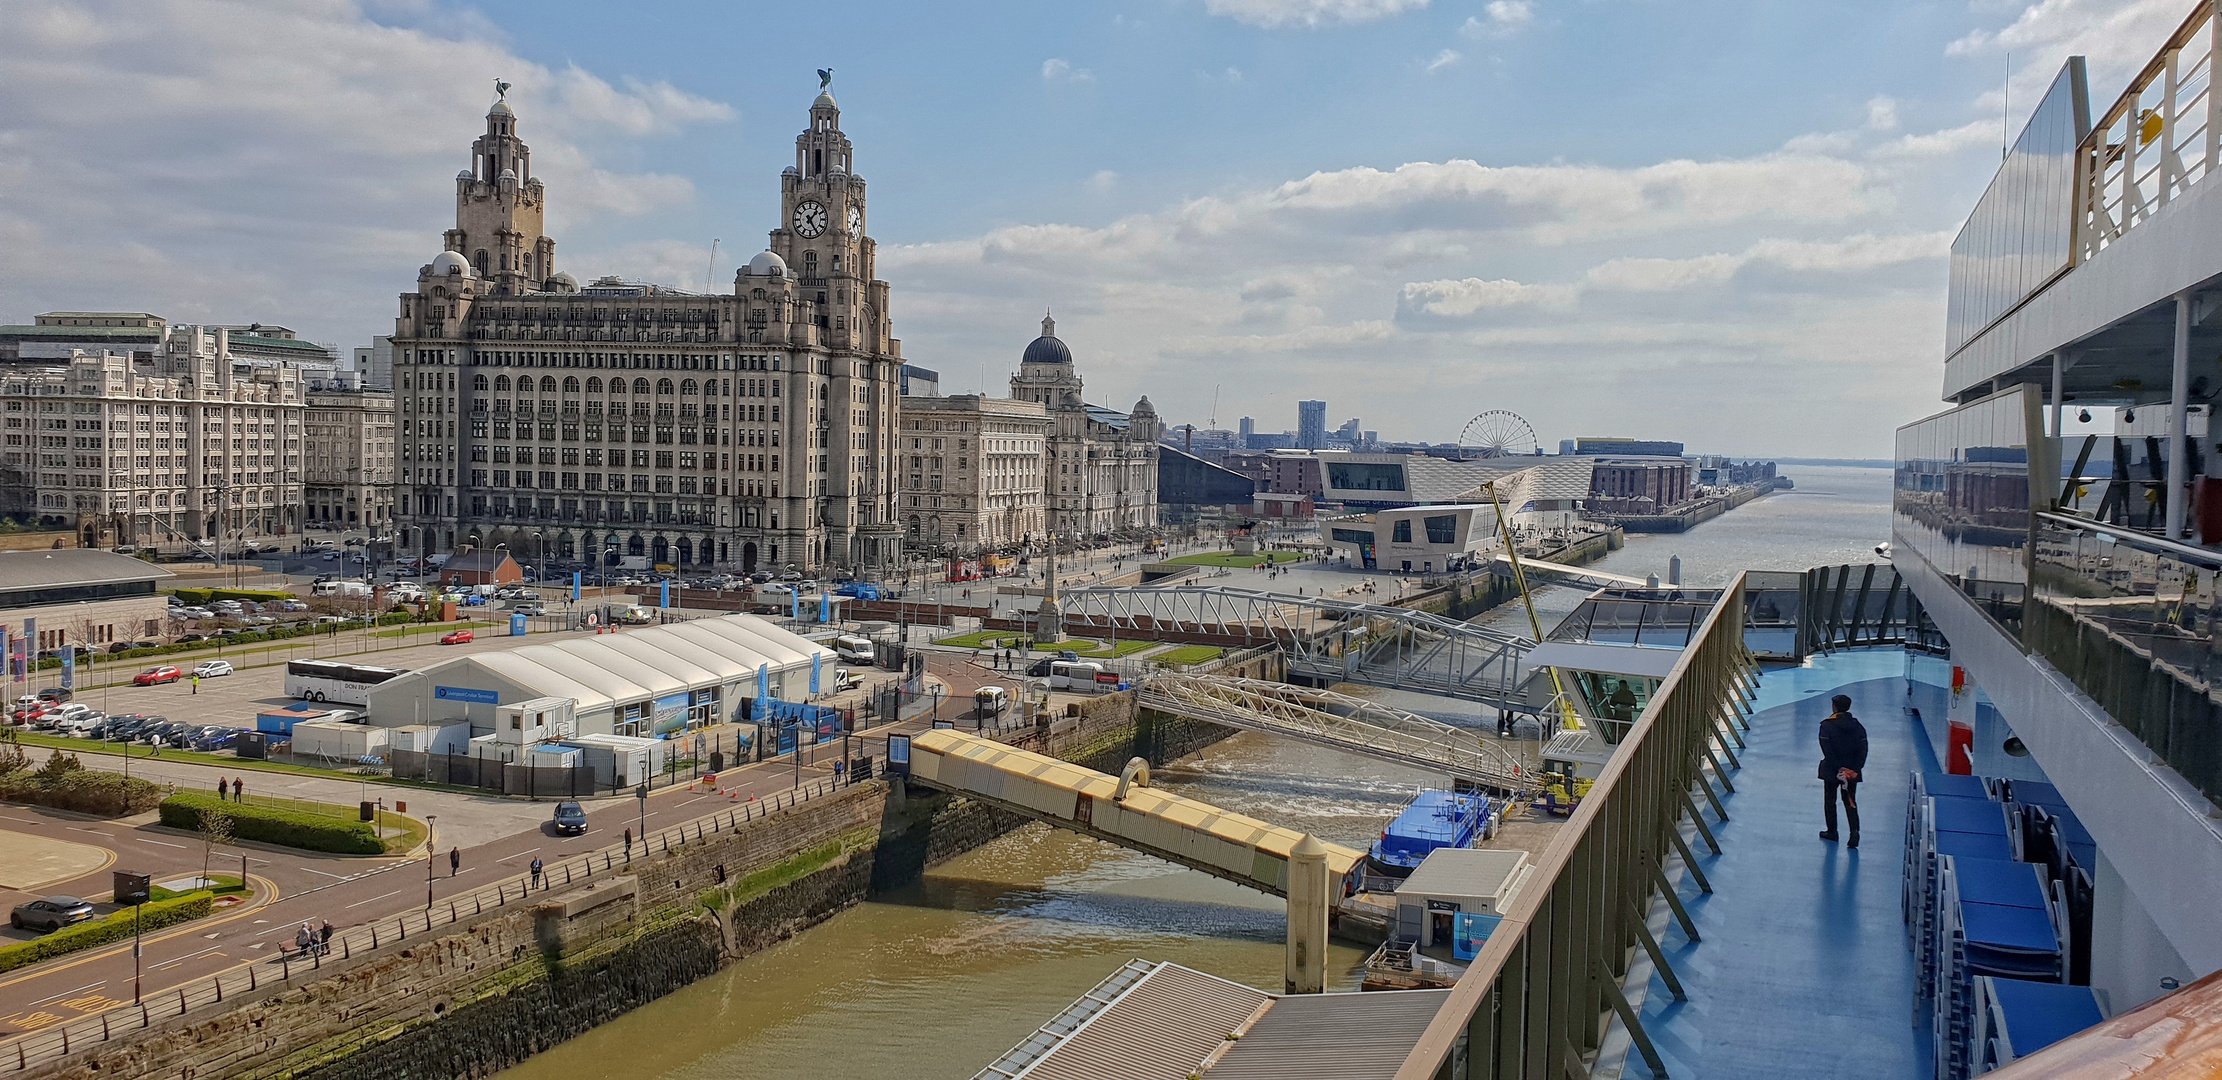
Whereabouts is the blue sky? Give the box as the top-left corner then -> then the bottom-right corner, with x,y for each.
0,0 -> 2189,455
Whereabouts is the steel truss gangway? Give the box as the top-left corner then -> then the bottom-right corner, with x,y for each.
1137,673 -> 1531,795
1060,584 -> 1539,708
1490,553 -> 1651,590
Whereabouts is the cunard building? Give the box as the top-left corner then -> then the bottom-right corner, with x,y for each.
391,82 -> 903,576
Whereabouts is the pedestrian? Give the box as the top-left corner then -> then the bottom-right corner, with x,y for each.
191,675 -> 199,695
232,777 -> 243,802
216,777 -> 227,801
623,826 -> 633,860
295,922 -> 313,955
531,857 -> 544,889
1818,694 -> 1869,849
449,846 -> 461,877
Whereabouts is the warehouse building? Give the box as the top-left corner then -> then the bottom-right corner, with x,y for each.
364,613 -> 831,738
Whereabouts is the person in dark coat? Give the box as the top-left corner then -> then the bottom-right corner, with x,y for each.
1818,694 -> 1870,848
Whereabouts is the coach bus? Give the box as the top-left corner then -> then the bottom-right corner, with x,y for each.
284,659 -> 407,705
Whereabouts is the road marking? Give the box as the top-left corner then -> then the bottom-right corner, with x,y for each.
4,1010 -> 64,1031
344,889 -> 402,910
134,837 -> 186,849
65,827 -> 107,835
152,946 -> 223,970
298,867 -> 349,880
56,993 -> 124,1014
29,982 -> 102,1008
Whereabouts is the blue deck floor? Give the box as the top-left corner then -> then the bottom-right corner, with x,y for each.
1627,649 -> 1944,1079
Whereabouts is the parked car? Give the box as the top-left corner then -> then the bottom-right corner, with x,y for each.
509,603 -> 546,616
50,703 -> 91,722
551,801 -> 589,836
193,660 -> 233,678
439,629 -> 474,645
189,727 -> 239,752
141,721 -> 188,746
132,665 -> 184,686
273,599 -> 308,612
240,616 -> 277,626
9,896 -> 94,932
101,715 -> 151,742
36,687 -> 71,704
313,616 -> 346,626
176,634 -> 206,644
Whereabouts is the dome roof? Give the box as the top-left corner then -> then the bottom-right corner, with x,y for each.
547,271 -> 577,290
1022,313 -> 1071,365
1132,395 -> 1156,415
746,250 -> 788,277
488,101 -> 513,118
430,250 -> 471,277
814,90 -> 837,109
456,169 -> 473,181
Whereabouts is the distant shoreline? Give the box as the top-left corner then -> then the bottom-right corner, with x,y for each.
1762,458 -> 1891,468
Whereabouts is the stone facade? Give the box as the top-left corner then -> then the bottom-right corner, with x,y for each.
390,86 -> 904,577
304,390 -> 395,529
0,335 -> 307,548
897,393 -> 1048,554
1009,314 -> 1160,537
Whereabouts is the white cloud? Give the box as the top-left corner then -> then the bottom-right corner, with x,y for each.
0,0 -> 733,347
1400,277 -> 1576,314
1865,95 -> 1899,131
1088,170 -> 1120,193
1424,49 -> 1463,74
1041,58 -> 1095,83
1203,0 -> 1429,29
1461,0 -> 1534,38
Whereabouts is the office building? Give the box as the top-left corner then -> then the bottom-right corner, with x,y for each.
389,85 -> 904,576
899,363 -> 940,397
896,393 -> 1048,553
304,388 -> 396,529
354,337 -> 396,389
0,335 -> 306,548
1297,399 -> 1327,450
1572,436 -> 1684,457
1010,314 -> 1160,536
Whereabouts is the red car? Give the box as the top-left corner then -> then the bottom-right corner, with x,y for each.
439,630 -> 474,645
133,665 -> 183,686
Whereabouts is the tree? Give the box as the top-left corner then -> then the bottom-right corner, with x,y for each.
198,806 -> 233,885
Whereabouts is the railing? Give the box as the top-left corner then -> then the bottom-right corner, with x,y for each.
2080,1 -> 2221,262
2026,510 -> 2222,805
0,774 -> 855,1073
1395,575 -> 1755,1080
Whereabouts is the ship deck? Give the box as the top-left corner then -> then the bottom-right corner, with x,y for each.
1621,649 -> 1947,1078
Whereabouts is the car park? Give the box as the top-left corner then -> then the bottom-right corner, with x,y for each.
10,897 -> 94,932
193,660 -> 233,678
133,665 -> 184,686
440,629 -> 474,645
100,715 -> 151,742
551,801 -> 589,835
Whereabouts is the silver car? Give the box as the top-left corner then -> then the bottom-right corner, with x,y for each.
10,896 -> 94,932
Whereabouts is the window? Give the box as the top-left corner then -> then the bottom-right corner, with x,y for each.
1392,520 -> 1411,543
1424,515 -> 1458,545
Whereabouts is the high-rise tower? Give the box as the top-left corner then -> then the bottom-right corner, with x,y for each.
444,93 -> 553,295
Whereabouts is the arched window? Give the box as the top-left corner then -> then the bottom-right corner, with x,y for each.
473,374 -> 489,390
563,376 -> 580,392
494,375 -> 511,391
473,250 -> 489,275
585,377 -> 603,393
540,376 -> 556,393
633,378 -> 651,394
680,379 -> 698,396
657,379 -> 674,395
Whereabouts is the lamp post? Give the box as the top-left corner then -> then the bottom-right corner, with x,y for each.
424,814 -> 437,909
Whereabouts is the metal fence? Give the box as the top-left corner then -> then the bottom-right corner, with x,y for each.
0,773 -> 859,1073
1393,574 -> 1757,1080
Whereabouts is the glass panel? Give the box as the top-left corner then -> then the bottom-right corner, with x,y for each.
1893,385 -> 2046,638
1945,59 -> 2089,356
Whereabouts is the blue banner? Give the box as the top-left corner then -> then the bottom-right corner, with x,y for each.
819,591 -> 829,623
59,647 -> 73,691
790,589 -> 799,621
572,571 -> 582,602
434,685 -> 500,704
660,580 -> 670,608
776,722 -> 798,755
810,652 -> 821,695
756,663 -> 769,707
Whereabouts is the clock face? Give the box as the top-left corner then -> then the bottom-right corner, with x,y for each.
792,200 -> 828,238
846,205 -> 862,234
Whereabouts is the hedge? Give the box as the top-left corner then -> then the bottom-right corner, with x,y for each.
0,891 -> 213,975
0,753 -> 163,816
169,588 -> 297,605
160,792 -> 384,855
56,612 -> 421,669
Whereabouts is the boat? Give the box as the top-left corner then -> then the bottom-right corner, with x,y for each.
1366,788 -> 1492,878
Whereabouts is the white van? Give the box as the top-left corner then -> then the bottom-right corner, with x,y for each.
833,634 -> 875,664
1049,661 -> 1105,692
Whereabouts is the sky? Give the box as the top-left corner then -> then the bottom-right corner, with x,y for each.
0,0 -> 2193,457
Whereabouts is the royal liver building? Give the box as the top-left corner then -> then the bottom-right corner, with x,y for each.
390,82 -> 903,576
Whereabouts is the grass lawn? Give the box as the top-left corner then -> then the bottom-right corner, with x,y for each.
150,873 -> 250,901
1157,645 -> 1225,666
370,619 -> 491,640
11,732 -> 482,798
1160,550 -> 1308,568
933,633 -> 1154,659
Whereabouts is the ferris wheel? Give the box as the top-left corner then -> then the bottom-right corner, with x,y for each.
1458,410 -> 1539,457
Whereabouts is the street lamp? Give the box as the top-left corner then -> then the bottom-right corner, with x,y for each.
424,814 -> 437,909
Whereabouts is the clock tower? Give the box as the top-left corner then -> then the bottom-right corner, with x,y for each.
775,87 -> 872,311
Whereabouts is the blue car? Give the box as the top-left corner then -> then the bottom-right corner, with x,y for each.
189,727 -> 241,752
